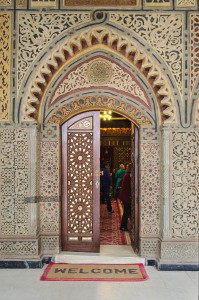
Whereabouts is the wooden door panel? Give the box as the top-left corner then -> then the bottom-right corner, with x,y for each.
61,111 -> 100,252
131,125 -> 139,253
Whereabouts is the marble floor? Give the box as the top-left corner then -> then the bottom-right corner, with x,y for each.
0,245 -> 198,300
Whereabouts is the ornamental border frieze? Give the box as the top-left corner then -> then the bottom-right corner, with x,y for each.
190,13 -> 199,93
21,26 -> 177,124
0,12 -> 11,121
161,242 -> 199,261
46,95 -> 152,126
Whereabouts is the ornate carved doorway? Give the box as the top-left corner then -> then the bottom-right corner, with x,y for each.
61,111 -> 100,252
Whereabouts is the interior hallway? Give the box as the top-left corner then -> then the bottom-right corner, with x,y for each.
0,246 -> 198,300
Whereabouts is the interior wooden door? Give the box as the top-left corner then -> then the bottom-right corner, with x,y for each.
61,111 -> 100,252
131,125 -> 139,253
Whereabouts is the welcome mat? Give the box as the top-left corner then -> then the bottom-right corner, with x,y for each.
40,262 -> 148,281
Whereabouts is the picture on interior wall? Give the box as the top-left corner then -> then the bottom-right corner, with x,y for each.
63,0 -> 137,6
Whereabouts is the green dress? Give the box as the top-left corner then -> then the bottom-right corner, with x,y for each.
115,168 -> 126,190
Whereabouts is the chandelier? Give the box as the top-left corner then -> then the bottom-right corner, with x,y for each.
100,110 -> 112,121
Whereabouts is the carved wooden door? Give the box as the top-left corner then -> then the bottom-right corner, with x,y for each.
61,111 -> 100,252
131,125 -> 139,253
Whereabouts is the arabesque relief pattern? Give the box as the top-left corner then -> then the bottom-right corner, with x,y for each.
110,13 -> 183,95
17,12 -> 90,91
40,125 -> 59,235
140,128 -> 161,236
22,26 -> 177,124
50,58 -> 149,108
171,131 -> 199,239
190,14 -> 199,92
0,128 -> 29,236
0,12 -> 11,120
47,96 -> 151,126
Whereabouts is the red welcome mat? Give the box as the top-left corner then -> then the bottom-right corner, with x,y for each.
40,262 -> 148,281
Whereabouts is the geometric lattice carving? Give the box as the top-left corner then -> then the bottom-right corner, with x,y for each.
110,13 -> 183,95
22,26 -> 177,124
0,12 -> 11,120
171,131 -> 199,238
67,133 -> 93,238
114,146 -> 131,167
140,239 -> 161,258
0,128 -> 29,236
41,236 -> 59,255
140,138 -> 161,236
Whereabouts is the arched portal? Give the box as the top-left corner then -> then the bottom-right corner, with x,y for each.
19,26 -> 178,125
24,27 -> 178,258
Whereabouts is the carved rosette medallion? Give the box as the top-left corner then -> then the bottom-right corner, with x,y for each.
87,60 -> 112,85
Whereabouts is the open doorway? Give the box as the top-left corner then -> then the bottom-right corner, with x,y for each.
61,110 -> 139,254
100,111 -> 139,253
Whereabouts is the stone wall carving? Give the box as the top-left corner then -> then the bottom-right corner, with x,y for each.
0,128 -> 30,236
144,0 -> 172,7
140,239 -> 161,258
0,240 -> 39,258
49,58 -> 149,109
21,26 -> 177,124
0,0 -> 12,5
62,0 -> 138,6
47,96 -> 152,126
171,131 -> 199,239
0,12 -> 11,121
140,127 -> 161,237
41,236 -> 59,255
39,125 -> 60,235
177,0 -> 196,7
30,0 -> 57,7
16,0 -> 27,8
190,14 -> 199,92
110,13 -> 183,95
161,242 -> 199,262
17,12 -> 90,92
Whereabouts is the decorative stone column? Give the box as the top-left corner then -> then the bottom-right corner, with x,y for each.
159,125 -> 199,270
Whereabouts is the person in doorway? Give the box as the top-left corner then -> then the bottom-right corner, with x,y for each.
120,163 -> 132,231
125,163 -> 129,171
114,163 -> 125,201
100,162 -> 114,213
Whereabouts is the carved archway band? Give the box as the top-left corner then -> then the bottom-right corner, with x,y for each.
22,26 -> 177,124
46,95 -> 152,126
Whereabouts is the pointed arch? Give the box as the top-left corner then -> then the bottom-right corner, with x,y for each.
21,26 -> 177,124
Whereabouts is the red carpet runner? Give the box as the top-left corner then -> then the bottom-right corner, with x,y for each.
100,199 -> 129,245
